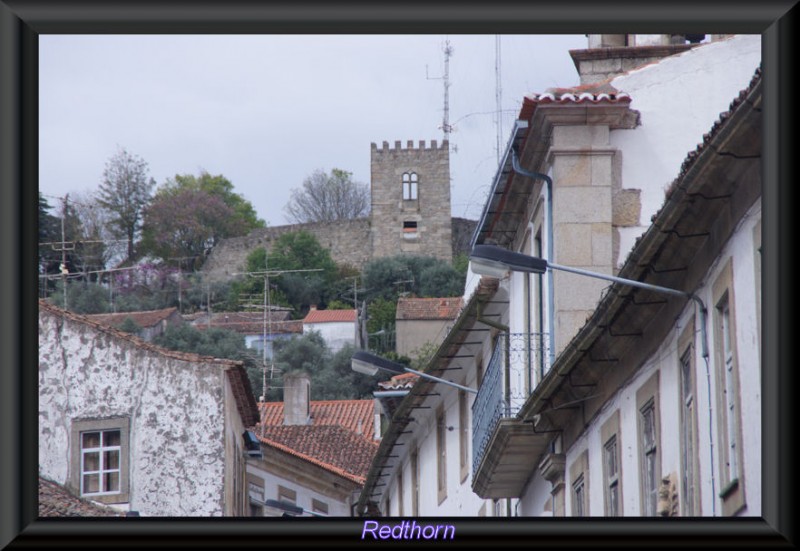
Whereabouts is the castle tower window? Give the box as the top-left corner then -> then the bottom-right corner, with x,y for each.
402,172 -> 418,200
403,221 -> 419,240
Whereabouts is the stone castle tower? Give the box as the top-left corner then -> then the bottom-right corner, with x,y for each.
202,138 -> 474,281
369,139 -> 453,263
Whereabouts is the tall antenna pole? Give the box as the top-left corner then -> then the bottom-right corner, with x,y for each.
495,35 -> 503,164
427,39 -> 454,143
442,40 -> 453,142
60,195 -> 68,309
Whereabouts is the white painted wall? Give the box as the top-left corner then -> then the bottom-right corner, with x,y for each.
38,310 -> 235,516
518,200 -> 761,516
374,351 -> 493,517
303,322 -> 356,352
610,34 -> 761,267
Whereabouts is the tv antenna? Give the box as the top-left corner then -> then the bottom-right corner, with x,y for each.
234,256 -> 323,402
427,39 -> 454,143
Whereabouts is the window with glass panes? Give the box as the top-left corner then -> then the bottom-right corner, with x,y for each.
80,429 -> 121,495
604,436 -> 620,516
402,172 -> 418,200
641,401 -> 658,515
679,345 -> 698,515
572,475 -> 586,516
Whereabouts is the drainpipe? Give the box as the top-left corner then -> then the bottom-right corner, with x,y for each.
511,146 -> 555,370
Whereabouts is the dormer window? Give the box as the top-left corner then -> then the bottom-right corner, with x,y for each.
402,172 -> 418,200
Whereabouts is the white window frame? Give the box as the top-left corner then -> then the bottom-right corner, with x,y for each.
70,417 -> 130,504
402,172 -> 418,201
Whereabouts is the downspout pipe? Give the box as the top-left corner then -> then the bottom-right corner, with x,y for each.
510,146 -> 555,370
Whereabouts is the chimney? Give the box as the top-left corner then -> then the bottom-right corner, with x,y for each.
283,372 -> 311,426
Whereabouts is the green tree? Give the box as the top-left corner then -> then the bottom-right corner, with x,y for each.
233,231 -> 340,316
117,317 -> 143,335
272,334 -> 388,400
165,171 -> 265,231
38,193 -> 60,276
284,168 -> 369,224
362,254 -> 464,302
366,297 -> 397,354
48,280 -> 110,314
153,324 -> 259,395
97,147 -> 156,262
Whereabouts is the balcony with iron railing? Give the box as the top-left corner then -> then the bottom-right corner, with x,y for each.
471,332 -> 553,498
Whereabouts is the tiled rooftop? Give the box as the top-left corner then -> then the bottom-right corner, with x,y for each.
85,307 -> 178,329
377,372 -> 419,390
38,477 -> 122,517
302,308 -> 357,324
256,399 -> 376,441
396,297 -> 463,321
258,425 -> 379,484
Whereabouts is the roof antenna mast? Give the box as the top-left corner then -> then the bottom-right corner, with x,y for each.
427,38 -> 454,144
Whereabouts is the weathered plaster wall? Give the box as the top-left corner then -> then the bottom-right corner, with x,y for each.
39,308 -> 234,516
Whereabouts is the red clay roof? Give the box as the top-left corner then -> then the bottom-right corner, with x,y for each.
519,90 -> 632,122
258,425 -> 378,484
39,477 -> 122,517
195,319 -> 303,335
85,307 -> 178,329
256,399 -> 375,441
377,372 -> 419,390
302,309 -> 357,324
396,297 -> 463,321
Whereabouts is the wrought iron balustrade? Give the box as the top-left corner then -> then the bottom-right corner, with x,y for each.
471,332 -> 550,474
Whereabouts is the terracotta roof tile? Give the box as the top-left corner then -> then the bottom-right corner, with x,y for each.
38,477 -> 122,517
258,426 -> 378,484
302,309 -> 357,324
519,90 -> 632,122
256,399 -> 376,441
396,297 -> 463,321
195,319 -> 303,335
377,372 -> 419,390
85,307 -> 178,329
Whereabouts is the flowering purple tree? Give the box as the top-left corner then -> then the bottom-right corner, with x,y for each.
140,188 -> 247,271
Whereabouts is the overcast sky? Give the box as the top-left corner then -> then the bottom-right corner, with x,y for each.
39,35 -> 586,226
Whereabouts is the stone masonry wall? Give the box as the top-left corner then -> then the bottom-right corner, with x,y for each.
370,140 -> 452,263
203,218 -> 373,281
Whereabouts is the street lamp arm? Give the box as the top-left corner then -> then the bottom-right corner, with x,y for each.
351,350 -> 476,394
401,365 -> 477,395
546,261 -> 689,300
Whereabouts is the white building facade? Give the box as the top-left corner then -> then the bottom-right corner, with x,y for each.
357,34 -> 762,518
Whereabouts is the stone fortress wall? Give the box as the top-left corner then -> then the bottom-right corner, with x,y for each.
203,139 -> 476,282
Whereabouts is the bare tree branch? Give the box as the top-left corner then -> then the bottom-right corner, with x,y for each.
284,168 -> 369,224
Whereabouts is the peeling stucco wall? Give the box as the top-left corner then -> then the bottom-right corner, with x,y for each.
39,308 -> 234,516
